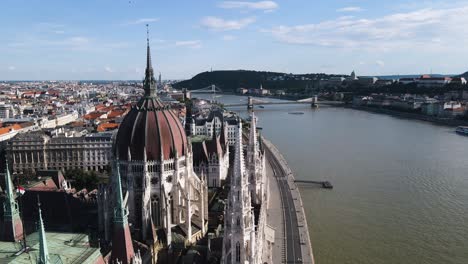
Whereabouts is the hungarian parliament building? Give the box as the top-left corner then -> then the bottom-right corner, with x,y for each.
96,37 -> 271,263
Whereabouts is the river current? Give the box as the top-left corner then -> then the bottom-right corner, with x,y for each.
197,94 -> 468,264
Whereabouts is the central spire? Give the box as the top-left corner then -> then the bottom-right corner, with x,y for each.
144,24 -> 157,97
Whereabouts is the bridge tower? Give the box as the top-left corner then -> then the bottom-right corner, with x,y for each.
311,95 -> 318,108
247,96 -> 253,110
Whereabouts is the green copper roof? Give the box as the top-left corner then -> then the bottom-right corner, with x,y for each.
114,162 -> 128,225
3,164 -> 20,221
0,231 -> 102,264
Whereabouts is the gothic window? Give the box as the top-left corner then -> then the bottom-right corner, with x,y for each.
170,198 -> 175,224
151,197 -> 160,227
236,217 -> 240,226
236,242 -> 241,262
151,177 -> 159,185
166,175 -> 172,183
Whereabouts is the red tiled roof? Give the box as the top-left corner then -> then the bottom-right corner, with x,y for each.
97,122 -> 119,132
83,112 -> 104,120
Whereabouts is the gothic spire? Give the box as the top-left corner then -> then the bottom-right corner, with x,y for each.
1,163 -> 24,242
114,162 -> 127,225
3,163 -> 16,216
143,24 -> 157,97
38,200 -> 49,264
233,120 -> 246,186
110,162 -> 136,264
249,111 -> 258,156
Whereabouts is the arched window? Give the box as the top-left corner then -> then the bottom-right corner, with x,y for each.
236,217 -> 240,226
236,242 -> 241,262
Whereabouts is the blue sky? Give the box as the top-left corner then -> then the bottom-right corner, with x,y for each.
1,0 -> 468,80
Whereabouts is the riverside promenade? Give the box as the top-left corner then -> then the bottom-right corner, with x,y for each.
262,137 -> 315,264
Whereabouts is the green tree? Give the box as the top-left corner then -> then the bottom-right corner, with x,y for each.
64,169 -> 101,190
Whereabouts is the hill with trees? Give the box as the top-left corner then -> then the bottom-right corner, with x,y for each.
458,71 -> 468,79
173,70 -> 345,93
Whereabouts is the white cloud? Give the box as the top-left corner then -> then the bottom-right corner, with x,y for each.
105,66 -> 113,73
223,35 -> 237,41
201,16 -> 256,31
8,66 -> 15,71
218,1 -> 278,12
375,60 -> 385,67
337,6 -> 363,12
125,18 -> 160,25
175,40 -> 202,49
35,22 -> 66,34
67,37 -> 89,45
264,6 -> 468,51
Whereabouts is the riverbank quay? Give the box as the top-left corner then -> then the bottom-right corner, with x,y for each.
348,105 -> 468,127
262,137 -> 315,264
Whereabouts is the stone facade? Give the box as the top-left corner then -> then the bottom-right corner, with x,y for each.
6,132 -> 112,173
189,108 -> 239,146
192,121 -> 230,188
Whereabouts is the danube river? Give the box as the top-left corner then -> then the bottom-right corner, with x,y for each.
198,94 -> 468,264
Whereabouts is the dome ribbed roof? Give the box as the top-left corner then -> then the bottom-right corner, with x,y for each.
115,97 -> 187,161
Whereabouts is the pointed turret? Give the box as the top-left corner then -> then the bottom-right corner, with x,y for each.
37,201 -> 49,264
1,163 -> 24,242
143,24 -> 157,97
219,121 -> 227,150
248,110 -> 263,204
110,162 -> 137,264
233,121 -> 246,186
249,111 -> 259,158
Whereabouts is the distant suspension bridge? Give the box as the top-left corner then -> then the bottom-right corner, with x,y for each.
189,84 -> 343,109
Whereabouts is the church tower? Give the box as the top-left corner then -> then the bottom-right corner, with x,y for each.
222,121 -> 257,264
0,164 -> 24,242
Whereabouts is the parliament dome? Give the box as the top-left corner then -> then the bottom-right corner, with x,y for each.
114,36 -> 187,161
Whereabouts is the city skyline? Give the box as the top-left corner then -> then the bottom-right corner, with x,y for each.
1,0 -> 468,80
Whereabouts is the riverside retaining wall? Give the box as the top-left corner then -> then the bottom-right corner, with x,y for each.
262,137 -> 315,264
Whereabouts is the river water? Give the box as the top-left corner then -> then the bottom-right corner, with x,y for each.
197,94 -> 468,264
